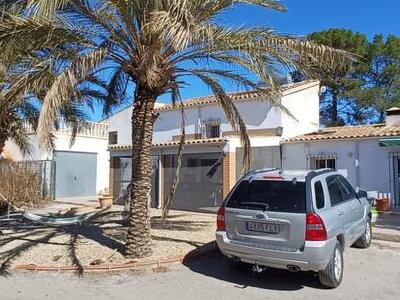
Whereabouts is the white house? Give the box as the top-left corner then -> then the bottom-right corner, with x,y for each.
107,80 -> 320,212
282,107 -> 400,208
2,122 -> 110,200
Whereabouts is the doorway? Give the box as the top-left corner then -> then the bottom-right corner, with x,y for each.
389,152 -> 400,208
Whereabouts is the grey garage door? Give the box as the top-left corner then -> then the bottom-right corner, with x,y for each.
163,153 -> 223,212
54,151 -> 97,198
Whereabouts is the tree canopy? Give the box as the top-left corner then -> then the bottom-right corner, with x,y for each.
308,29 -> 400,126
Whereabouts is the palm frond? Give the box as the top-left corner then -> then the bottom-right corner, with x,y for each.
37,47 -> 107,150
162,91 -> 185,223
193,71 -> 251,173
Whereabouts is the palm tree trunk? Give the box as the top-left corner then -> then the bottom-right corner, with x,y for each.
331,92 -> 338,126
0,135 -> 6,156
125,86 -> 156,258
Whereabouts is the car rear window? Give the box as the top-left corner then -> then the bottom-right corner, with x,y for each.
226,179 -> 306,213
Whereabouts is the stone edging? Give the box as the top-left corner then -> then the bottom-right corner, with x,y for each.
14,242 -> 218,273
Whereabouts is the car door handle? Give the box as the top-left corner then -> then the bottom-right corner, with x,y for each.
351,207 -> 356,211
338,210 -> 344,216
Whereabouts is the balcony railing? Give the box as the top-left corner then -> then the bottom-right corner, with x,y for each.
24,121 -> 109,139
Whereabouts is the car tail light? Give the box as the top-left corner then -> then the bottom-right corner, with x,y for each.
216,207 -> 226,231
305,213 -> 327,241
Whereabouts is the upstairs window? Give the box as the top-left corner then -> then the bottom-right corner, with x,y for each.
109,131 -> 118,145
203,120 -> 221,138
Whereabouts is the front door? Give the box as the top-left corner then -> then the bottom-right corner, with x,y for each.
397,158 -> 400,207
151,156 -> 160,208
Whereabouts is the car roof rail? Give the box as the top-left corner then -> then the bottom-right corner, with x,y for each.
244,167 -> 280,177
306,168 -> 334,180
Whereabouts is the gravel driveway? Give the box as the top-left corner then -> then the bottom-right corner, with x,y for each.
0,240 -> 399,300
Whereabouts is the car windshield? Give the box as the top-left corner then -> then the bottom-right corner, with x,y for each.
226,179 -> 306,213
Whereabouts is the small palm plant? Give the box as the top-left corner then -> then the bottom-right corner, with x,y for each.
0,0 -> 355,258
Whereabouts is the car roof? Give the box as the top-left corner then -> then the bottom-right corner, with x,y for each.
243,168 -> 335,182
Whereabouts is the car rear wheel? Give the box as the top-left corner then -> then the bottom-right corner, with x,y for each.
354,218 -> 372,248
318,241 -> 343,288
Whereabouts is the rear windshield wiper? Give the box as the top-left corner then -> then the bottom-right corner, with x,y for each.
237,202 -> 269,210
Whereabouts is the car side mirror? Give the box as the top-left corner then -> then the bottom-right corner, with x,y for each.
356,190 -> 367,199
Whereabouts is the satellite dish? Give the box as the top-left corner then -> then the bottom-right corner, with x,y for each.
319,86 -> 327,95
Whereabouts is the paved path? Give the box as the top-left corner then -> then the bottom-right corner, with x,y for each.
373,210 -> 400,242
1,240 -> 399,300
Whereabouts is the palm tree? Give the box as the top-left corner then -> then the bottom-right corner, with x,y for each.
0,1 -> 109,156
0,0 -> 355,258
0,91 -> 35,156
0,51 -> 108,156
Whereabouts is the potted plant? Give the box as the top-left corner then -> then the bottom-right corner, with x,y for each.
376,198 -> 390,212
98,190 -> 113,208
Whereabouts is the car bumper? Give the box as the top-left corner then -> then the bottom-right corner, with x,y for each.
216,231 -> 336,271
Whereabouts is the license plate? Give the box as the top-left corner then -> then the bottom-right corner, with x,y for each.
247,221 -> 280,234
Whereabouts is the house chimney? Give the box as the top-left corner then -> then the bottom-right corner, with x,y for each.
386,107 -> 400,126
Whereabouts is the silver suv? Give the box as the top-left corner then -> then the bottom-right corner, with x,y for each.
216,168 -> 372,288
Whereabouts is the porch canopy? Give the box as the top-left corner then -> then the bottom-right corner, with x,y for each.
379,137 -> 400,147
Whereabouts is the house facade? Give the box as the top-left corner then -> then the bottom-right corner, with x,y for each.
2,122 -> 110,200
282,107 -> 400,208
107,80 -> 320,212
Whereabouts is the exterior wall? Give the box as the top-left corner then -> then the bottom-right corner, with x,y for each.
282,138 -> 400,200
280,83 -> 320,139
107,84 -> 321,146
357,139 -> 398,196
151,100 -> 282,144
107,106 -> 133,146
4,131 -> 109,194
222,153 -> 231,199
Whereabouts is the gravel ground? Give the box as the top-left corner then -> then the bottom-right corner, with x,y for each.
0,208 -> 216,270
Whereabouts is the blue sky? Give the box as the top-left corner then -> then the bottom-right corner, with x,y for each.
89,0 -> 400,121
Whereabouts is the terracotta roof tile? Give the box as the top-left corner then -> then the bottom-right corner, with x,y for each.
286,124 -> 400,142
108,138 -> 227,150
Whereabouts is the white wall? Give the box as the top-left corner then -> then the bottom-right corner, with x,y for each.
4,132 -> 109,194
151,100 -> 282,144
107,105 -> 133,145
106,81 -> 320,147
281,83 -> 320,139
282,138 -> 396,197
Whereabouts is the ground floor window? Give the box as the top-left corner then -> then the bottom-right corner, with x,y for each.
308,154 -> 337,170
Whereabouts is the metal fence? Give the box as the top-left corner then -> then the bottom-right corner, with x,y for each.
0,159 -> 56,201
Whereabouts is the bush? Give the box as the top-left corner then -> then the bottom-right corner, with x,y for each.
0,159 -> 49,214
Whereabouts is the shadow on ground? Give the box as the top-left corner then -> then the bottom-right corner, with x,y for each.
0,210 -> 212,276
183,247 -> 326,291
0,211 -> 127,275
375,211 -> 400,232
